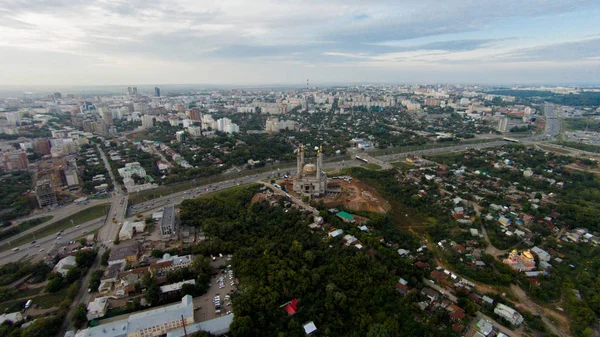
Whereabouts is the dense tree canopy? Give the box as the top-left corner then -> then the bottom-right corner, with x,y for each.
181,186 -> 458,337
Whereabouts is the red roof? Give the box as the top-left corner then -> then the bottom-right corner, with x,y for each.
285,299 -> 298,316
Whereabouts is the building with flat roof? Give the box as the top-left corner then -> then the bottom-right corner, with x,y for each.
166,314 -> 234,337
160,206 -> 177,238
119,221 -> 146,241
75,296 -> 194,337
160,279 -> 195,296
87,297 -> 109,321
118,162 -> 146,179
108,243 -> 140,266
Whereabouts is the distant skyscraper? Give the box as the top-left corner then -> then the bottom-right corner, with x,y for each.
155,86 -> 161,97
5,112 -> 20,126
127,87 -> 133,96
132,86 -> 138,96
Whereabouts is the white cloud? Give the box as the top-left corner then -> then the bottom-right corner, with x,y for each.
0,0 -> 599,85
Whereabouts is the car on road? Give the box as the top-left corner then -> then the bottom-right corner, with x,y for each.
39,248 -> 44,252
31,240 -> 36,244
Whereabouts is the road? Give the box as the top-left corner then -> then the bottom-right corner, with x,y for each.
59,145 -> 128,335
0,200 -> 108,248
0,218 -> 105,264
510,284 -> 569,337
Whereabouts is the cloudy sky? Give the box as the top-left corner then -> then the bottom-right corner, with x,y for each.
1,0 -> 600,86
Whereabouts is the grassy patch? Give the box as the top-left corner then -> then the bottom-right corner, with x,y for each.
1,204 -> 108,252
0,299 -> 25,313
0,216 -> 53,242
18,216 -> 53,231
363,163 -> 382,170
32,288 -> 68,309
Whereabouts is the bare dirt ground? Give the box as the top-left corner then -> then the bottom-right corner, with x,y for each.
323,179 -> 391,213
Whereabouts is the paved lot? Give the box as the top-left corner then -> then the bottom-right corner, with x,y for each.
193,259 -> 236,323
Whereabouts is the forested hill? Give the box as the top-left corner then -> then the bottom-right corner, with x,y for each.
180,186 -> 459,337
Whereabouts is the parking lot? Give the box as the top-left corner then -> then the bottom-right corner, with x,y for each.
193,264 -> 236,323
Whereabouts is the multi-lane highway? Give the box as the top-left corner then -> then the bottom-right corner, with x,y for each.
0,218 -> 104,264
0,200 -> 109,248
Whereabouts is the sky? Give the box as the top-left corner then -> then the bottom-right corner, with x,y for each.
1,0 -> 600,86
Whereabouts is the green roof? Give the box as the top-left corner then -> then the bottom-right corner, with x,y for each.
336,211 -> 354,221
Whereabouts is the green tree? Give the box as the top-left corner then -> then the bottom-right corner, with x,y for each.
144,283 -> 160,306
73,303 -> 88,328
45,273 -> 64,293
66,267 -> 82,283
181,283 -> 197,297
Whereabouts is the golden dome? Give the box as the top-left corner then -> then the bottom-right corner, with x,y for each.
303,164 -> 317,174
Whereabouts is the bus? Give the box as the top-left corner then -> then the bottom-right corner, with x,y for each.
503,137 -> 520,143
25,299 -> 32,309
355,156 -> 369,163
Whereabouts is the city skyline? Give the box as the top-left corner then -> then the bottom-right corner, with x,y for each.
1,0 -> 600,86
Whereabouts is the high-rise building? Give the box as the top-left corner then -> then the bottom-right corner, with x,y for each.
187,109 -> 202,121
127,87 -> 133,96
5,112 -> 20,126
175,130 -> 186,143
35,139 -> 51,155
100,108 -> 113,125
155,86 -> 161,97
64,167 -> 80,186
160,205 -> 177,238
142,115 -> 154,129
1,150 -> 29,171
35,179 -> 57,208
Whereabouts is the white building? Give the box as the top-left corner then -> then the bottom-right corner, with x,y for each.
494,303 -> 524,326
87,297 -> 109,321
160,279 -> 195,295
118,162 -> 146,179
75,296 -> 195,337
54,255 -> 77,277
5,112 -> 20,126
142,115 -> 154,129
265,117 -> 296,133
119,221 -> 146,241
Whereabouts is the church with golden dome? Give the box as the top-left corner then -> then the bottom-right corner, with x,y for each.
293,145 -> 327,198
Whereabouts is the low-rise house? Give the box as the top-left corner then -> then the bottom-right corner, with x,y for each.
421,288 -> 439,302
494,303 -> 524,326
54,255 -> 77,277
87,297 -> 109,321
108,242 -> 140,266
